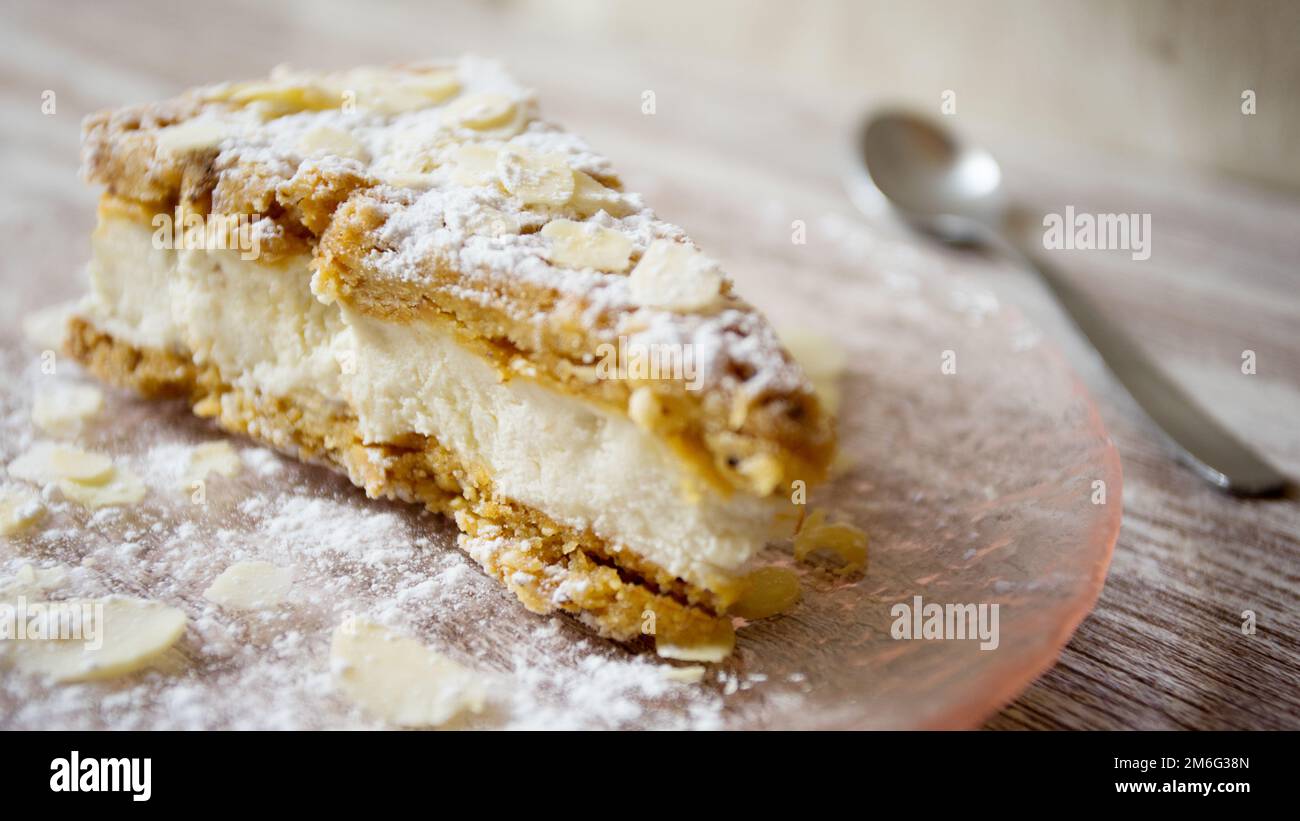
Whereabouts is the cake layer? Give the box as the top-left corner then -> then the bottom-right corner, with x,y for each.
80,199 -> 783,597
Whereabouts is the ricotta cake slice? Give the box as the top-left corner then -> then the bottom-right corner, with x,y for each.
71,59 -> 835,658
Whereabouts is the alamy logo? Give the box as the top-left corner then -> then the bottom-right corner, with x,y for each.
151,207 -> 262,261
594,335 -> 702,391
890,595 -> 1000,650
1042,205 -> 1151,261
50,751 -> 151,801
0,598 -> 102,650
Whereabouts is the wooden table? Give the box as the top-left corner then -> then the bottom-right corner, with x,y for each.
2,0 -> 1296,729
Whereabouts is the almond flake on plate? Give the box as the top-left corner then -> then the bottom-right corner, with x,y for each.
58,466 -> 147,510
32,384 -> 104,437
204,561 -> 294,610
8,442 -> 113,485
0,485 -> 46,537
6,597 -> 187,682
330,620 -> 487,727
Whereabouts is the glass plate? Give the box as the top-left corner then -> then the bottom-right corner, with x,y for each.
0,214 -> 1120,730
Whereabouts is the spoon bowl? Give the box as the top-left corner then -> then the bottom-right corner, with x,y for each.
859,110 -> 1005,243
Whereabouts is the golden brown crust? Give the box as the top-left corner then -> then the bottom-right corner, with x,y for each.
81,96 -> 213,206
65,315 -> 733,645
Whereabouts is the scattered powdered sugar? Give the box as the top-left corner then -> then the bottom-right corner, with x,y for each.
0,346 -> 776,729
503,620 -> 725,730
241,446 -> 285,477
510,128 -> 615,178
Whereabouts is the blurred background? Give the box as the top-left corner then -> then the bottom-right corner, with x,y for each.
515,0 -> 1299,191
4,0 -> 1297,188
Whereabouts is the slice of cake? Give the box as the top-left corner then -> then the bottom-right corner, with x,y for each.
70,58 -> 835,659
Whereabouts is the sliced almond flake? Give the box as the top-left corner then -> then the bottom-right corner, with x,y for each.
570,171 -> 635,218
203,561 -> 294,610
58,466 -> 147,510
7,597 -> 187,682
183,441 -> 242,488
8,443 -> 113,485
541,219 -> 632,272
628,240 -> 723,312
445,92 -> 530,139
155,118 -> 232,155
364,83 -> 455,115
329,620 -> 487,728
296,126 -> 369,161
0,484 -> 45,537
465,207 -> 520,238
443,92 -> 517,129
365,71 -> 461,113
31,384 -> 104,437
221,81 -> 341,114
496,145 -> 574,206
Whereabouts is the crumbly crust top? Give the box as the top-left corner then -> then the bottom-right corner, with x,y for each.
81,58 -> 834,494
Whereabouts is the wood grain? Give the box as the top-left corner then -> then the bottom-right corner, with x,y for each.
0,0 -> 1296,729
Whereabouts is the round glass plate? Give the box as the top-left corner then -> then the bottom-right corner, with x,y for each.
0,214 -> 1120,731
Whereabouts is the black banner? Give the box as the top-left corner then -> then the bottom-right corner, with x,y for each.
2,730 -> 1285,807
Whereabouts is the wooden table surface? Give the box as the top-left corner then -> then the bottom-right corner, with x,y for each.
1,0 -> 1297,729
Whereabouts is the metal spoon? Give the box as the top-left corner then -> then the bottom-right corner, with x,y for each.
851,110 -> 1287,497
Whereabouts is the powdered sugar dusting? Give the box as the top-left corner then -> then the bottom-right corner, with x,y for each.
0,346 -> 773,729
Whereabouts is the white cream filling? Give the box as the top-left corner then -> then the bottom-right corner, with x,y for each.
82,213 -> 778,590
85,215 -> 345,406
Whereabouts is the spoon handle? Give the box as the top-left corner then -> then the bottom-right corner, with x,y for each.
999,233 -> 1287,497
